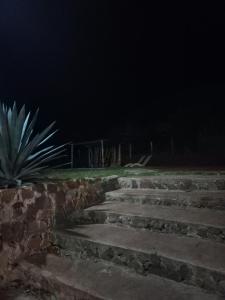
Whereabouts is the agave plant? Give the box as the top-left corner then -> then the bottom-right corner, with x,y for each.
0,102 -> 65,187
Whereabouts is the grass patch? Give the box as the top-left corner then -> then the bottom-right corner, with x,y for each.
41,167 -> 225,181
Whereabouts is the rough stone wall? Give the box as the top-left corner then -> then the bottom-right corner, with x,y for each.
0,176 -> 118,286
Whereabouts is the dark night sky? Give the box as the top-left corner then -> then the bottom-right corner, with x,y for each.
0,1 -> 224,143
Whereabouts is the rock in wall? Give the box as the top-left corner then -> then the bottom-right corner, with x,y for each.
0,176 -> 118,286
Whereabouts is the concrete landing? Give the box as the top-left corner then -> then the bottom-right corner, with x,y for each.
17,254 -> 223,300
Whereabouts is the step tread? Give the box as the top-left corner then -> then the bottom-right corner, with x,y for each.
86,202 -> 225,227
106,188 -> 225,197
118,176 -> 225,190
19,254 -> 223,300
60,224 -> 225,273
119,175 -> 225,179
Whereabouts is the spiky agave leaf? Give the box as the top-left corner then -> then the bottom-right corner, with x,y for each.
0,102 -> 65,187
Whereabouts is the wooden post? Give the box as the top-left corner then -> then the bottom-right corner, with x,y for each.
129,143 -> 132,160
113,146 -> 116,165
101,140 -> 104,168
94,147 -> 98,167
150,141 -> 153,155
170,137 -> 175,156
88,147 -> 91,168
118,144 -> 121,166
70,143 -> 74,169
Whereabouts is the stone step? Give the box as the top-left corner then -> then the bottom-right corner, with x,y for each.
106,189 -> 225,210
55,224 -> 225,296
118,176 -> 225,190
74,202 -> 225,243
16,254 -> 223,300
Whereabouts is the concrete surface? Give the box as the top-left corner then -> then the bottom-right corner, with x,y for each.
106,188 -> 225,209
118,176 -> 225,190
17,254 -> 224,300
83,202 -> 225,242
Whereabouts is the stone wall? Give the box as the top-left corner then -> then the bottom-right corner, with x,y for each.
0,176 -> 118,286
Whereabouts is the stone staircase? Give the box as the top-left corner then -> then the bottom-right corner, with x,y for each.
18,175 -> 225,299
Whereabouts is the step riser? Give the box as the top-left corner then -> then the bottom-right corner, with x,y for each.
106,194 -> 225,210
58,210 -> 225,243
74,211 -> 225,244
118,178 -> 225,190
56,232 -> 225,296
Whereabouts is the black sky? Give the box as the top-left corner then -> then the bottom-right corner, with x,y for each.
0,1 -> 224,142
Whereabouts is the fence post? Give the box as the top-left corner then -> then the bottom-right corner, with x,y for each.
170,137 -> 175,156
150,141 -> 153,156
129,143 -> 132,160
118,144 -> 121,166
101,140 -> 104,168
88,147 -> 91,168
70,143 -> 74,169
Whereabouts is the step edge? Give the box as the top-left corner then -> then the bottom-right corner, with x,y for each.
56,228 -> 225,274
90,209 -> 225,229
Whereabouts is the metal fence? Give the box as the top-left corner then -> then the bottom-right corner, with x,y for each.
66,139 -> 153,168
59,135 -> 225,168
